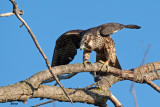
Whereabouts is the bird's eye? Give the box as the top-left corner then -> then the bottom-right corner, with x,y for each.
84,42 -> 87,45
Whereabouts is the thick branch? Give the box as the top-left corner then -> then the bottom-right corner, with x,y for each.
33,85 -> 110,106
0,82 -> 110,106
25,62 -> 160,89
0,61 -> 160,106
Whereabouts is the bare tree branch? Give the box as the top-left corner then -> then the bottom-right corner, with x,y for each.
77,82 -> 97,90
9,0 -> 72,103
32,100 -> 55,107
0,61 -> 160,106
130,83 -> 138,107
109,93 -> 123,107
144,77 -> 160,92
24,62 -> 160,90
0,83 -> 110,106
140,44 -> 151,65
0,10 -> 24,17
42,73 -> 78,85
130,44 -> 151,107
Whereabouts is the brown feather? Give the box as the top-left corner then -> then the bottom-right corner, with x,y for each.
80,23 -> 140,80
100,23 -> 141,36
51,30 -> 84,66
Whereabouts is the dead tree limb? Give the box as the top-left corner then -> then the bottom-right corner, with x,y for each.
32,100 -> 55,107
42,73 -> 78,85
9,0 -> 72,103
109,93 -> 123,107
0,10 -> 24,17
0,62 -> 160,106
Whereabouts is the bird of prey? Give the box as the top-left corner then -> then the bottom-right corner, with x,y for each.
51,30 -> 84,67
80,23 -> 141,74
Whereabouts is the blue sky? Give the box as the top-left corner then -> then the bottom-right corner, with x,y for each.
0,0 -> 160,107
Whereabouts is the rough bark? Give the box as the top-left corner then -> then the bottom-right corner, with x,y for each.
0,62 -> 160,106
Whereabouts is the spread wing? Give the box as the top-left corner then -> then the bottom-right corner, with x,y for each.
99,23 -> 141,36
51,30 -> 84,66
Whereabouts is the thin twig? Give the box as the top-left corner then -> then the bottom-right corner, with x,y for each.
144,78 -> 160,92
130,44 -> 151,107
54,73 -> 78,86
42,73 -> 77,85
9,0 -> 72,103
77,82 -> 97,90
109,93 -> 123,107
140,44 -> 151,65
32,100 -> 54,107
130,83 -> 138,107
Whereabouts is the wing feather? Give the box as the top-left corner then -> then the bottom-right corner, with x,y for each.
100,23 -> 140,36
51,30 -> 84,66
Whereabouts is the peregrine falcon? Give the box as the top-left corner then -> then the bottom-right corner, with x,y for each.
51,23 -> 141,81
80,23 -> 141,73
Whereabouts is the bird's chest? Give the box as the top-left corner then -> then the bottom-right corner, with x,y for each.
94,36 -> 106,50
94,37 -> 111,61
94,36 -> 111,51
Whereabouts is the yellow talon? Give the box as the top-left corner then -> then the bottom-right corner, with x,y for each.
99,60 -> 109,72
83,60 -> 91,66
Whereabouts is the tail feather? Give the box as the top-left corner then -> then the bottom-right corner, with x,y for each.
125,25 -> 141,29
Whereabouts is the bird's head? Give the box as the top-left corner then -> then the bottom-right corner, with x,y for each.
80,31 -> 95,51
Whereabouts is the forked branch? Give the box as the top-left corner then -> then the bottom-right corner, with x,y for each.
0,62 -> 160,106
0,10 -> 24,17
144,77 -> 160,92
9,0 -> 72,103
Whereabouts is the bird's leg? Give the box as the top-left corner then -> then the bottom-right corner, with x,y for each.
99,59 -> 110,72
84,59 -> 91,65
83,50 -> 91,66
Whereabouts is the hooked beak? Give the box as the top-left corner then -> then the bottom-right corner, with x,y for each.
80,45 -> 84,50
